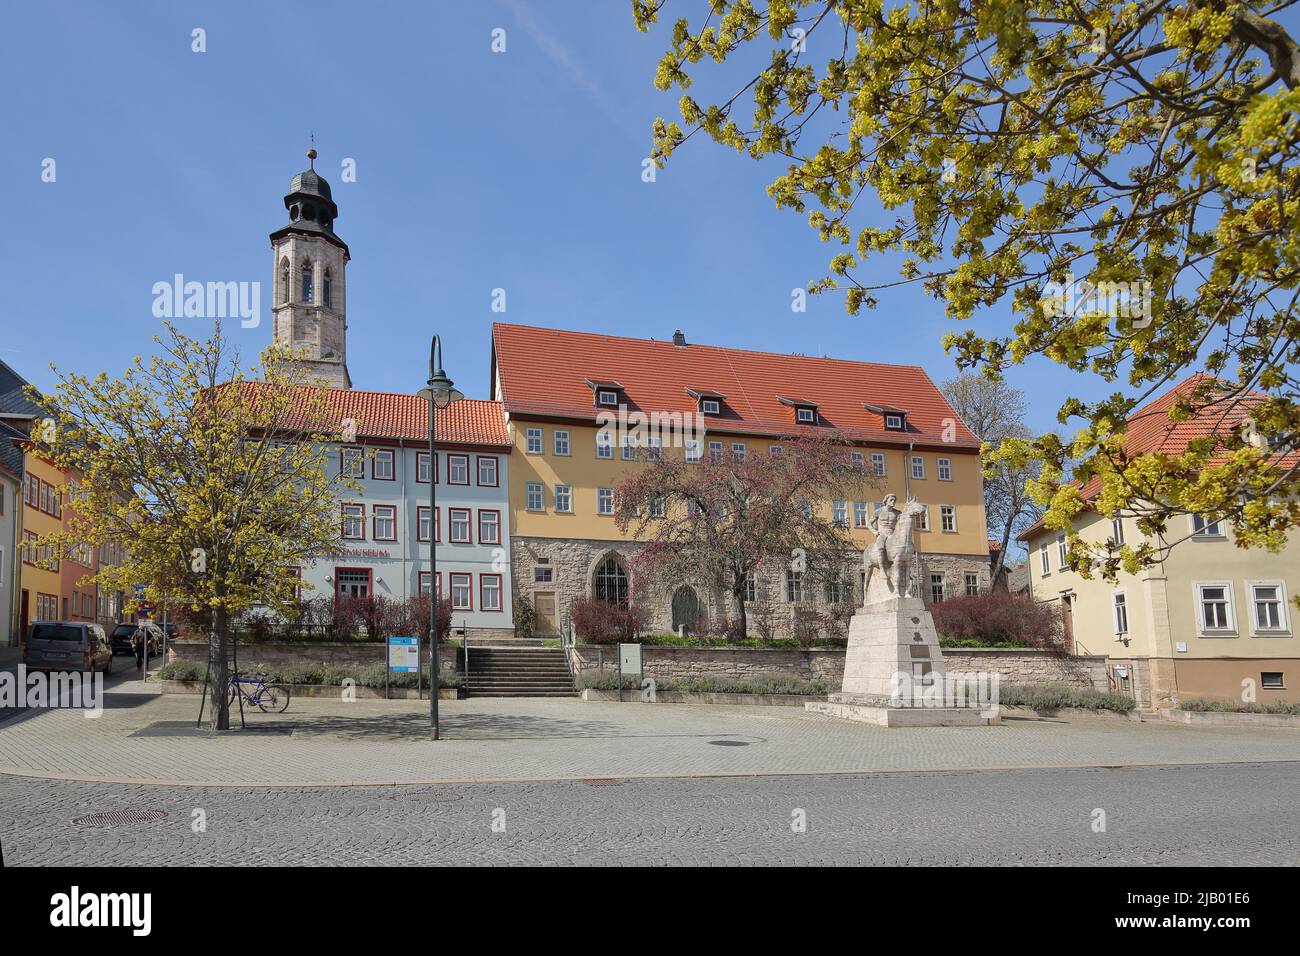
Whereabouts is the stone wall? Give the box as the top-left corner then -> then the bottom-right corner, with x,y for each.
514,534 -> 990,640
168,640 -> 465,672
571,644 -> 1108,691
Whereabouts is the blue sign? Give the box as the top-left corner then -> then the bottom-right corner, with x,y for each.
387,636 -> 419,673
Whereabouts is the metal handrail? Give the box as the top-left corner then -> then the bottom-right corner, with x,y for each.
559,614 -> 577,682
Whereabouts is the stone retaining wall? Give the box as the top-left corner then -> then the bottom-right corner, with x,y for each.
571,644 -> 1107,691
168,641 -> 465,672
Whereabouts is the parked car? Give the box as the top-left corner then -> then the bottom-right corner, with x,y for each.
24,622 -> 113,674
109,623 -> 138,656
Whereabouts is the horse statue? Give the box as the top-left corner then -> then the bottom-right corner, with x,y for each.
862,495 -> 926,603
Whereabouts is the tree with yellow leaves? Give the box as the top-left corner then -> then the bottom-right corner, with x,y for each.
30,322 -> 357,729
633,0 -> 1300,576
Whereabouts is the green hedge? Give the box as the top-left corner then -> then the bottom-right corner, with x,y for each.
999,684 -> 1136,713
1178,697 -> 1300,716
158,660 -> 461,689
634,634 -> 847,649
575,670 -> 827,696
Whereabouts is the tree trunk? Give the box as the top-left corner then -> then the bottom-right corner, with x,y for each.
733,586 -> 747,639
207,606 -> 230,731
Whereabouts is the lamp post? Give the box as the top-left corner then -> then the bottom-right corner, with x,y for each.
417,335 -> 463,740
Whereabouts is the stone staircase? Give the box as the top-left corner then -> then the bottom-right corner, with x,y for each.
464,645 -> 576,698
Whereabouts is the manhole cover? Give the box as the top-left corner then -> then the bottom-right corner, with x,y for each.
708,739 -> 749,747
73,809 -> 169,828
582,778 -> 622,786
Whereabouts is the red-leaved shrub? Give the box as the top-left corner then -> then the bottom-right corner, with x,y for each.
570,596 -> 651,644
929,591 -> 1064,651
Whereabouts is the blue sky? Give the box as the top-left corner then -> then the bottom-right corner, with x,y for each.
3,0 -> 1270,435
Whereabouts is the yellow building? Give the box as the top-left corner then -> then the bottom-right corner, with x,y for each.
1021,375 -> 1300,710
490,323 -> 991,635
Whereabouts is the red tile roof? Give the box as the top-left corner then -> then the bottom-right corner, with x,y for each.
1020,373 -> 1298,540
238,383 -> 509,447
490,323 -> 980,450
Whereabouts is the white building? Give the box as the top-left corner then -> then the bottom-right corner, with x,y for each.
291,389 -> 516,639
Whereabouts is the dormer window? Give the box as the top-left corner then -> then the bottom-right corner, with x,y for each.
797,407 -> 816,423
701,399 -> 720,415
598,390 -> 618,407
686,387 -> 727,415
865,402 -> 909,431
585,378 -> 625,408
777,395 -> 821,425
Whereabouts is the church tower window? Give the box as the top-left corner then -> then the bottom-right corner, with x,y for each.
301,263 -> 313,304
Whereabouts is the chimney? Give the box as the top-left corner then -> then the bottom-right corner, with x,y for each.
672,329 -> 687,347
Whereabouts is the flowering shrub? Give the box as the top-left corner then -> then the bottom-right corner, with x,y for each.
571,596 -> 651,644
929,591 -> 1064,651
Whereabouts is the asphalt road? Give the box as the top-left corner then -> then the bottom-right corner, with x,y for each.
2,761 -> 1296,866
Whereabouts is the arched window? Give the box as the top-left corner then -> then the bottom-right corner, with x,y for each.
301,262 -> 313,304
593,556 -> 628,606
279,258 -> 290,304
323,268 -> 331,307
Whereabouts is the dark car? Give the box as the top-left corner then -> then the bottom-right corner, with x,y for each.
109,623 -> 138,656
24,622 -> 113,674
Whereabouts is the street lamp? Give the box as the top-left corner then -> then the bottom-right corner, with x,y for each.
417,334 -> 463,740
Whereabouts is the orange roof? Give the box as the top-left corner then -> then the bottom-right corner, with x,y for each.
1020,373 -> 1298,540
238,382 -> 509,447
490,323 -> 980,450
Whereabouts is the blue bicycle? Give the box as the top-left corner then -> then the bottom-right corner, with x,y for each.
228,671 -> 290,712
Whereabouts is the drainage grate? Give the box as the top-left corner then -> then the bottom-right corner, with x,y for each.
74,809 -> 169,828
582,778 -> 622,786
708,739 -> 749,747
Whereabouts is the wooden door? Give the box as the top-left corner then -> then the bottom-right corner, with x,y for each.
535,592 -> 558,635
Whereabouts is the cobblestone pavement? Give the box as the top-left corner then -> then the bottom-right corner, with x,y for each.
2,762 -> 1296,865
1,683 -> 1298,786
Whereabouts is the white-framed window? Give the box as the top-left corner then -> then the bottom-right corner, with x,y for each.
769,444 -> 785,457
940,505 -> 956,532
447,455 -> 469,485
417,451 -> 434,483
533,567 -> 553,583
871,452 -> 885,476
1056,536 -> 1068,570
480,574 -> 503,611
796,407 -> 816,423
478,510 -> 501,545
885,413 -> 904,430
937,457 -> 952,481
1040,545 -> 1050,575
417,506 -> 436,542
477,456 -> 498,487
915,506 -> 930,531
728,442 -> 746,462
553,430 -> 571,456
341,446 -> 364,478
1196,582 -> 1235,633
525,482 -> 545,511
372,448 -> 395,480
622,435 -> 638,460
786,569 -> 803,603
853,501 -> 868,528
1111,516 -> 1125,545
1249,582 -> 1289,634
646,435 -> 662,460
554,484 -> 572,513
701,398 -> 720,415
685,439 -> 701,462
595,430 -> 613,459
525,427 -> 543,454
850,450 -> 865,469
450,573 -> 472,610
1191,514 -> 1223,537
910,456 -> 926,480
597,487 -> 614,515
965,573 -> 979,596
449,509 -> 471,544
649,494 -> 665,517
832,500 -> 848,527
597,389 -> 619,407
708,440 -> 723,462
1112,590 -> 1129,636
372,505 -> 397,541
929,573 -> 945,604
743,571 -> 756,604
342,503 -> 365,540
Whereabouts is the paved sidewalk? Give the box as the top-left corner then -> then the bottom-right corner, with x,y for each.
0,681 -> 1297,787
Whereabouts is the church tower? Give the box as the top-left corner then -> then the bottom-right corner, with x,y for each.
270,149 -> 351,389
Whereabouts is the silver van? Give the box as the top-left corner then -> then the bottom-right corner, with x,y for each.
23,622 -> 113,674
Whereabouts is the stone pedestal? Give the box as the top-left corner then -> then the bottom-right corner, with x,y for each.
804,594 -> 999,727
